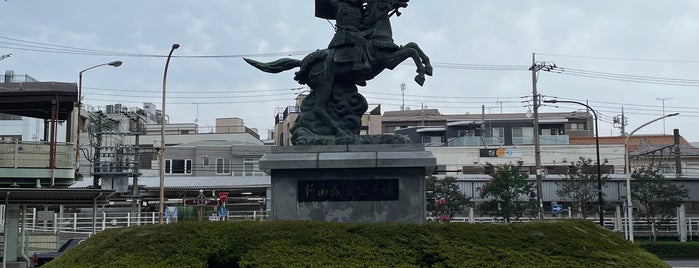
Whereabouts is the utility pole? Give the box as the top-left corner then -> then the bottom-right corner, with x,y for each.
621,107 -> 626,136
656,97 -> 673,135
529,53 -> 556,221
530,54 -> 544,220
615,107 -> 628,136
420,102 -> 425,126
400,83 -> 406,111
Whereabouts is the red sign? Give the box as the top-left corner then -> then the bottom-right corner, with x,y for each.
218,192 -> 228,204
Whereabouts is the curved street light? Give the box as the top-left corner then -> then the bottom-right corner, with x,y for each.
159,44 -> 180,224
624,112 -> 679,242
543,99 -> 604,226
76,61 -> 123,172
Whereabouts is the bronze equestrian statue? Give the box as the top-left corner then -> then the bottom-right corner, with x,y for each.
245,0 -> 432,145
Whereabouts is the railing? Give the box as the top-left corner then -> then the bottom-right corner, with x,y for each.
446,215 -> 699,238
445,135 -> 570,147
20,209 -> 269,234
539,135 -> 570,145
0,141 -> 73,169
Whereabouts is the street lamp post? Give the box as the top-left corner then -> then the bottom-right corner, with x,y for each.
159,44 -> 180,224
623,112 -> 679,242
76,61 -> 123,170
544,99 -> 604,226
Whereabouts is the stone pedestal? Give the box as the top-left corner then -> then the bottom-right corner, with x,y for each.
259,144 -> 435,223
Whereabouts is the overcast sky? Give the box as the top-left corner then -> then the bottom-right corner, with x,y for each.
2,1 -> 698,142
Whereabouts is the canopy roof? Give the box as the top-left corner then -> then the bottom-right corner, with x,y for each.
0,82 -> 78,120
0,188 -> 114,207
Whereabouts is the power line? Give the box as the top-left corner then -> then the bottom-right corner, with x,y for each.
84,86 -> 303,94
545,66 -> 699,87
83,97 -> 294,105
0,37 -> 314,58
536,52 -> 699,63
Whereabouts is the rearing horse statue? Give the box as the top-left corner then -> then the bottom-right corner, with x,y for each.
245,0 -> 432,145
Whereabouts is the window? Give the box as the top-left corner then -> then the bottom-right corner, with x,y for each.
165,159 -> 192,174
421,136 -> 443,145
483,127 -> 505,145
491,128 -> 504,141
216,158 -> 231,175
568,122 -> 586,131
234,158 -> 263,176
202,156 -> 209,167
541,128 -> 559,135
243,158 -> 262,176
658,163 -> 674,174
512,127 -> 534,145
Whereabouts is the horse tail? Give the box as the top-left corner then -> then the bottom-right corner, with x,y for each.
243,58 -> 301,74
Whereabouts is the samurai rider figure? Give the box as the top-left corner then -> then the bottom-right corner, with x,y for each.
327,0 -> 371,75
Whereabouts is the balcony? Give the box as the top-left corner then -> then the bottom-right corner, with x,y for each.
0,141 -> 76,187
445,135 -> 570,147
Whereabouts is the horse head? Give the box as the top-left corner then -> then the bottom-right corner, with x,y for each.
363,0 -> 408,28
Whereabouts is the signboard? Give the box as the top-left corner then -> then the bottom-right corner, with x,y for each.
479,148 -> 522,158
552,204 -> 563,214
183,199 -> 218,206
208,214 -> 221,222
298,179 -> 399,202
37,211 -> 54,221
479,148 -> 498,157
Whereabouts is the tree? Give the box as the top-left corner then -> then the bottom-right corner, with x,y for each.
426,176 -> 471,222
480,161 -> 535,222
631,167 -> 689,244
555,157 -> 610,219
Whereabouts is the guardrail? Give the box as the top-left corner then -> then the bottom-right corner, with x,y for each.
21,209 -> 269,234
14,209 -> 698,240
445,216 -> 699,238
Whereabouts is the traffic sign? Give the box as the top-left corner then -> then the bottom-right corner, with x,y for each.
552,204 -> 563,214
218,206 -> 227,218
219,192 -> 228,204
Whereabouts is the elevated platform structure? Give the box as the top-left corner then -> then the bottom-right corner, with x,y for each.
0,82 -> 78,187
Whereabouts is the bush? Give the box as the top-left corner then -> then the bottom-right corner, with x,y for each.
640,241 -> 699,259
47,220 -> 667,268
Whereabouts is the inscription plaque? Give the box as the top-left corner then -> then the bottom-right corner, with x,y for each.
298,179 -> 399,202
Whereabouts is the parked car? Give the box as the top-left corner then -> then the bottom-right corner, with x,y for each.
31,238 -> 85,267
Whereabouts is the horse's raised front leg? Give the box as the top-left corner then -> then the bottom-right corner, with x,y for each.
382,48 -> 426,86
403,42 -> 432,76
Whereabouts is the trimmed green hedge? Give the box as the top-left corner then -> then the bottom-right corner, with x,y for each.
640,241 -> 699,259
47,220 -> 668,268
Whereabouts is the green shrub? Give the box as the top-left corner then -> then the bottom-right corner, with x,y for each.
46,220 -> 669,268
640,241 -> 699,259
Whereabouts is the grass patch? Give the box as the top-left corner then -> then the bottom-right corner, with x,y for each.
47,219 -> 668,268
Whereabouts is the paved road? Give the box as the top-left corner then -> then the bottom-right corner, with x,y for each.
664,259 -> 699,268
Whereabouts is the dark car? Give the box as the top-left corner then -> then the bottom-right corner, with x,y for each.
31,238 -> 85,267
